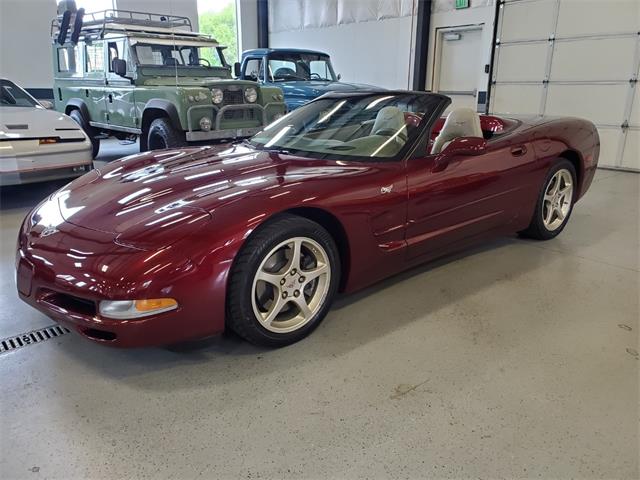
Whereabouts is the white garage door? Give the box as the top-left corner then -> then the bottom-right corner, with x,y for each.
489,0 -> 640,171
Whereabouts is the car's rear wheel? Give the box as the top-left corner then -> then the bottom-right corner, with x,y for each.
147,117 -> 185,151
227,214 -> 340,347
521,159 -> 576,240
69,109 -> 99,159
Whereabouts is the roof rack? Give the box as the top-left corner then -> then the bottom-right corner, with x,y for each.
51,9 -> 193,41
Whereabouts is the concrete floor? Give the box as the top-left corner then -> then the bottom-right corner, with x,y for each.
0,142 -> 638,479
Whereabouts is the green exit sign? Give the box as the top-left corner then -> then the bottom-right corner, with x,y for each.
456,0 -> 470,8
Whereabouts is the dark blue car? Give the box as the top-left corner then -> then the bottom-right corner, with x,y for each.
236,48 -> 376,111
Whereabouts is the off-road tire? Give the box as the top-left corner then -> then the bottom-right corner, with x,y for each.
69,109 -> 99,158
146,117 -> 185,151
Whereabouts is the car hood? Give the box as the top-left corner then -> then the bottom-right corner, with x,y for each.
53,145 -> 367,249
277,80 -> 377,99
0,107 -> 85,141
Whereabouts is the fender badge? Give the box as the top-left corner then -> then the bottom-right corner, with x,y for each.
380,184 -> 394,194
40,226 -> 58,237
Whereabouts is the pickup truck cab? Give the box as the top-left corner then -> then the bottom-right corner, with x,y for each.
236,48 -> 376,111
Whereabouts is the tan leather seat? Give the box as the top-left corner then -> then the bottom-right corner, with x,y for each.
431,108 -> 483,154
371,106 -> 408,141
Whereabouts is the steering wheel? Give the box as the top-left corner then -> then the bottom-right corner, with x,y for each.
197,58 -> 211,67
310,73 -> 322,80
274,67 -> 306,81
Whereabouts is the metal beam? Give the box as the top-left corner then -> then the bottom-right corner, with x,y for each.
257,0 -> 269,48
412,0 -> 432,91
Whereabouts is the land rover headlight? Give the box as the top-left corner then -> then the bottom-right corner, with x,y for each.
199,116 -> 212,131
211,88 -> 224,104
244,87 -> 258,103
99,299 -> 178,319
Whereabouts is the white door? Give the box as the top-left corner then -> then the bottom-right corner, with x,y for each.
434,26 -> 484,112
490,0 -> 640,171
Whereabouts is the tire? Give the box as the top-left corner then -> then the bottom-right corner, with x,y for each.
146,117 -> 185,151
226,214 -> 341,347
520,159 -> 577,240
69,109 -> 99,159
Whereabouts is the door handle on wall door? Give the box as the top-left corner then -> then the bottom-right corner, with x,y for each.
511,145 -> 527,156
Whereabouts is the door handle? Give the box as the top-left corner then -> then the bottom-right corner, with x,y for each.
108,94 -> 113,103
511,145 -> 527,156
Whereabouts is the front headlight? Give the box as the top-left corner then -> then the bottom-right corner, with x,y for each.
244,87 -> 258,103
211,88 -> 224,104
199,116 -> 212,131
99,298 -> 178,319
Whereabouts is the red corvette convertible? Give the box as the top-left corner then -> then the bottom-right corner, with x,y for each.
16,91 -> 599,348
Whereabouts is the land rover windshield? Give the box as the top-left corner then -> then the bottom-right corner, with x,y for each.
132,40 -> 226,69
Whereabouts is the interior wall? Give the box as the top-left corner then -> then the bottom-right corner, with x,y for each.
118,0 -> 199,30
236,0 -> 259,53
268,0 -> 419,90
0,0 -> 59,91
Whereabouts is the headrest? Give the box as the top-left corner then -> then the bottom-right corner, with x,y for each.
372,106 -> 408,140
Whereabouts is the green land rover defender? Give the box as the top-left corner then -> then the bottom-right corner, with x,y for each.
50,6 -> 286,157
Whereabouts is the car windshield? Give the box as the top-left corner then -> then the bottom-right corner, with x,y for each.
134,43 -> 225,68
0,79 -> 38,108
268,52 -> 336,82
248,93 -> 443,161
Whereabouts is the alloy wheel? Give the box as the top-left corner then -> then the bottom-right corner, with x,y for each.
542,168 -> 573,231
251,237 -> 331,333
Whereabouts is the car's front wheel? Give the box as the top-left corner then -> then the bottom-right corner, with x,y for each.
227,214 -> 340,347
521,159 -> 577,240
146,117 -> 185,151
69,109 -> 99,159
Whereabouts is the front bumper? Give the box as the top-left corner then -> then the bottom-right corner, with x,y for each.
185,102 -> 285,142
186,126 -> 263,142
17,280 -> 199,347
0,139 -> 93,186
15,221 -> 227,348
1,164 -> 92,186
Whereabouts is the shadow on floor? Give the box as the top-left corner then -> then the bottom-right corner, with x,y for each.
51,235 -> 553,392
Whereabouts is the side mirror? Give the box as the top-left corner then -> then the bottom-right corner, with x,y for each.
433,137 -> 487,172
337,73 -> 342,81
442,136 -> 487,156
234,62 -> 241,78
39,100 -> 54,109
112,58 -> 127,77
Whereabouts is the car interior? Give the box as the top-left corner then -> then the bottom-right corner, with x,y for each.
431,108 -> 484,154
254,98 -> 516,160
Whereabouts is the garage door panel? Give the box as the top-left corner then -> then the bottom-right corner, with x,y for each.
500,0 -> 556,42
557,0 -> 640,37
492,84 -> 542,115
621,130 -> 639,170
595,128 -> 622,169
551,37 -> 637,82
630,85 -> 640,128
545,84 -> 628,125
495,43 -> 548,82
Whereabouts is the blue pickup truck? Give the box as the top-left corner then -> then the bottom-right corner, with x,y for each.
235,48 -> 376,111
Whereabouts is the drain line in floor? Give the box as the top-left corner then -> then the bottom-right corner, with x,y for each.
0,324 -> 71,354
